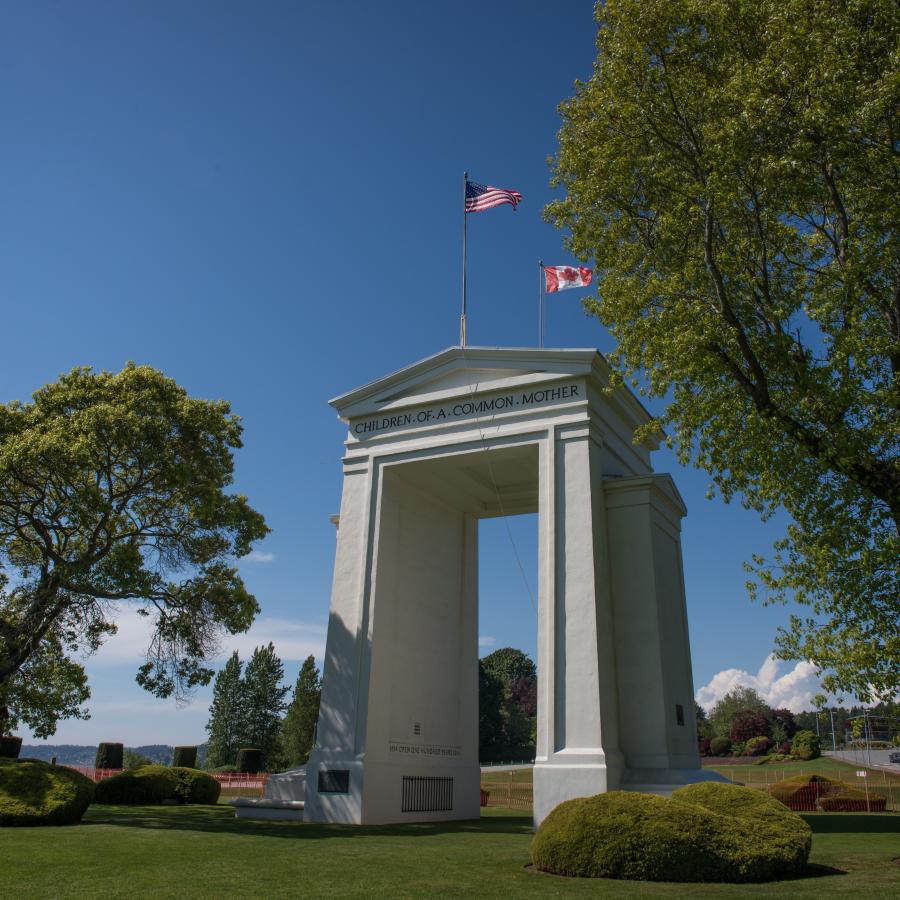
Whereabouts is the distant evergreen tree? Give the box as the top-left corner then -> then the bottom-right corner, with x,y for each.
281,655 -> 322,766
241,643 -> 289,771
205,652 -> 245,769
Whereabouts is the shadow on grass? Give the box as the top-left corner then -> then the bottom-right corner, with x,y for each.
800,813 -> 900,833
83,804 -> 534,840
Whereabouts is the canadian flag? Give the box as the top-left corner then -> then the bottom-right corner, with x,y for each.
543,265 -> 593,293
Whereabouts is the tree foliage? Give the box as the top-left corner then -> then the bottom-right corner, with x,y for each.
730,709 -> 772,744
707,686 -> 770,738
205,651 -> 245,769
241,643 -> 289,771
0,364 -> 268,735
281,655 -> 321,767
548,0 -> 899,700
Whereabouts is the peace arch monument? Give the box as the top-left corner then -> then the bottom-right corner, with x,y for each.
235,346 -> 719,825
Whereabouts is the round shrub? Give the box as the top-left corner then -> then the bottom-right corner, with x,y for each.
709,736 -> 732,757
171,767 -> 221,804
95,742 -> 124,770
0,736 -> 22,759
0,758 -> 94,826
236,748 -> 262,774
673,782 -> 811,880
172,746 -> 197,769
745,736 -> 771,756
790,730 -> 820,761
94,765 -> 178,804
531,784 -> 811,883
212,764 -> 237,773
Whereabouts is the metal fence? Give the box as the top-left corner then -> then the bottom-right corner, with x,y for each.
63,765 -> 268,798
480,776 -> 533,809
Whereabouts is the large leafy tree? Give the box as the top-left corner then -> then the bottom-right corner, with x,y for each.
205,651 -> 245,769
548,0 -> 899,699
707,686 -> 771,739
240,642 -> 289,771
281,655 -> 322,767
0,364 -> 268,736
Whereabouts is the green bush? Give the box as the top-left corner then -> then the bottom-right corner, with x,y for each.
94,765 -> 178,804
172,746 -> 197,769
95,742 -> 124,769
170,767 -> 221,804
673,782 -> 811,879
745,736 -> 771,756
212,765 -> 237,773
0,758 -> 94,826
790,730 -> 821,761
819,786 -> 886,812
94,765 -> 220,805
531,783 -> 811,882
235,748 -> 262,773
0,736 -> 22,759
709,736 -> 732,756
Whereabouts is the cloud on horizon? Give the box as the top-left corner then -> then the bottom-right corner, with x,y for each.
695,654 -> 824,713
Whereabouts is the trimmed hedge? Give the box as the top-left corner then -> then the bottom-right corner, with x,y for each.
95,742 -> 124,769
171,767 -> 221,804
769,773 -> 885,812
0,758 -> 94,826
709,737 -> 732,757
94,765 -> 178,804
236,748 -> 262,774
172,746 -> 197,769
0,736 -> 22,759
531,783 -> 811,883
94,765 -> 220,805
819,787 -> 886,812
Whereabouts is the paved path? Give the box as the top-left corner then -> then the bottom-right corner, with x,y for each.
824,749 -> 900,771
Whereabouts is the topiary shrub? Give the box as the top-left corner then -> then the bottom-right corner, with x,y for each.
94,765 -> 178,804
531,784 -> 811,883
672,782 -> 811,880
819,786 -> 886,812
709,736 -> 732,757
170,767 -> 221,804
95,742 -> 124,770
212,765 -> 237,773
745,736 -> 771,756
0,758 -> 94,826
0,736 -> 22,759
790,730 -> 821,761
235,748 -> 262,774
172,746 -> 197,769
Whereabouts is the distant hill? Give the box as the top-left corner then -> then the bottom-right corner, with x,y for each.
22,743 -> 207,767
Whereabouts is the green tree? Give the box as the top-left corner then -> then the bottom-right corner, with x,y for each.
708,686 -> 771,739
0,364 -> 269,736
241,643 -> 289,771
281,655 -> 321,767
205,651 -> 245,769
478,661 -> 504,761
481,648 -> 537,686
123,749 -> 153,769
547,0 -> 899,700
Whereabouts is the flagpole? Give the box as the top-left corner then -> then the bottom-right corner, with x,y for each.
538,260 -> 544,348
460,171 -> 468,348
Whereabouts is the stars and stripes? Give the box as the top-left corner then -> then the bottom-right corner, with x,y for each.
465,179 -> 523,213
543,265 -> 593,293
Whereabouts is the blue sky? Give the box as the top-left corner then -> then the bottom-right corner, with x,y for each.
2,1 -> 827,746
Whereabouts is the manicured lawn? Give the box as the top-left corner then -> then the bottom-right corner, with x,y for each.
703,755 -> 900,786
2,805 -> 898,898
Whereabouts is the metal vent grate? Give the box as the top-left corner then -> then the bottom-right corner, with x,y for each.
401,776 -> 453,812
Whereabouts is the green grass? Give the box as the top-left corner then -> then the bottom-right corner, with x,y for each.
1,804 -> 898,898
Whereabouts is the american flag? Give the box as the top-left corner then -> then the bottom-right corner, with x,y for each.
465,179 -> 522,213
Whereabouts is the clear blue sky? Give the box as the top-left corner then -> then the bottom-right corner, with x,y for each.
2,1 -> 824,746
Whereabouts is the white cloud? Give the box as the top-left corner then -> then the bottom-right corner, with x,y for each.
244,550 -> 275,563
696,654 -> 824,713
479,635 -> 496,648
82,607 -> 326,668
